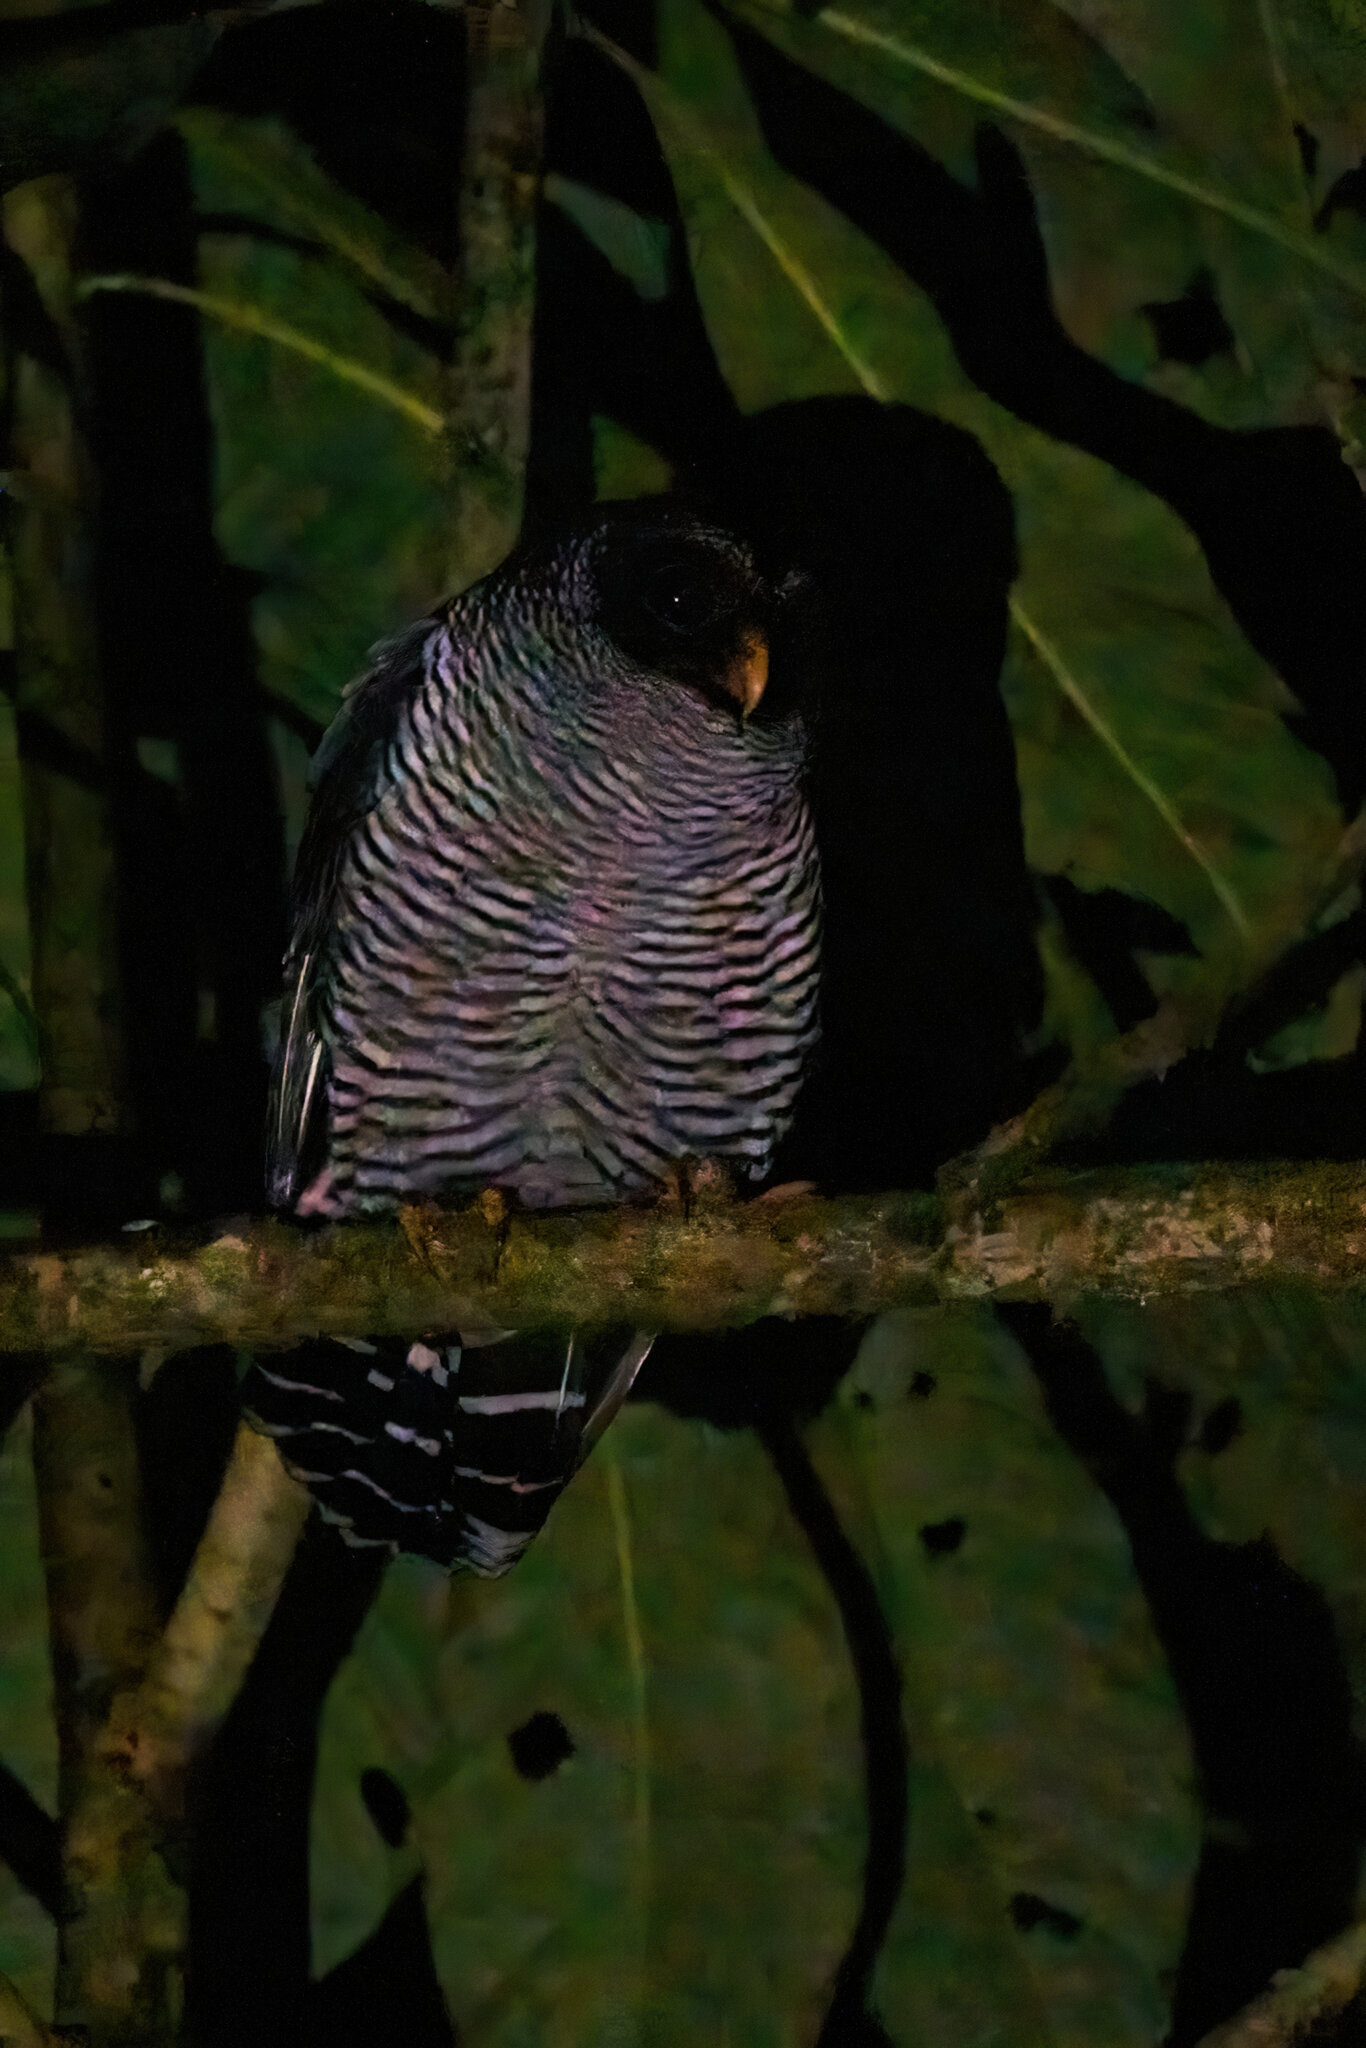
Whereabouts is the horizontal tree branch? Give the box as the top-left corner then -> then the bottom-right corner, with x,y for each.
1193,1916 -> 1366,2047
0,1160 -> 1363,1358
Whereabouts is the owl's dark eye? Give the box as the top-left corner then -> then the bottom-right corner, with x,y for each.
592,520 -> 767,691
639,558 -> 727,637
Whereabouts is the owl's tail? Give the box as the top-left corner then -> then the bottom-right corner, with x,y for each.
240,1327 -> 654,1574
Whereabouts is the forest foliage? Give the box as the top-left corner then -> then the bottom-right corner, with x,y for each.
4,0 -> 1366,2044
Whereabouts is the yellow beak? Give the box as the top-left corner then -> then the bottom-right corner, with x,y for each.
719,634 -> 769,718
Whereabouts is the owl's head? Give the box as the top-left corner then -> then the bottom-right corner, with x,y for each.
503,502 -> 822,736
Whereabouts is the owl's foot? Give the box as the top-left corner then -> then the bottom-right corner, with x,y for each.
657,1156 -> 741,1222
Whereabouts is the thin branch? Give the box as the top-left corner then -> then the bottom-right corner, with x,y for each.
946,992 -> 1213,1177
948,801 -> 1361,1170
1193,1917 -> 1366,2047
0,1970 -> 60,2048
102,1423 -> 311,1814
1,1160 -> 1364,1360
19,1421 -> 309,2044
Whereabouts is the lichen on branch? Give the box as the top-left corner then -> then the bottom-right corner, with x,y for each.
1,1160 -> 1363,1361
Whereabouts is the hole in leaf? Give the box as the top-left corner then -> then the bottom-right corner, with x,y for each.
359,1767 -> 410,1848
919,1516 -> 966,1559
1010,1892 -> 1083,1939
1316,157 -> 1366,231
1199,1397 -> 1244,1457
508,1711 -> 575,1782
1044,876 -> 1196,1033
1142,269 -> 1235,368
1143,1377 -> 1194,1458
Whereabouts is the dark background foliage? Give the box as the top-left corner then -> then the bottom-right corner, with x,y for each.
4,0 -> 1366,2042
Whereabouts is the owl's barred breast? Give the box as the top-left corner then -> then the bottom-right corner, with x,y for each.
313,590 -> 821,1216
258,509 -> 824,1570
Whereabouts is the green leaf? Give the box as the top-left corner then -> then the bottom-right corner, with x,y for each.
0,18 -> 220,194
1246,960 -> 1365,1070
544,174 -> 674,302
592,418 -> 675,500
610,0 -> 1345,1061
720,0 -> 1366,437
175,110 -> 455,734
175,108 -> 450,327
315,1342 -> 1199,2045
813,1310 -> 1199,2048
78,275 -> 446,437
314,1405 -> 867,2044
1078,1286 -> 1366,1745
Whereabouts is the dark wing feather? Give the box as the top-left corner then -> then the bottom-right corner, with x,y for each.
266,618 -> 440,1208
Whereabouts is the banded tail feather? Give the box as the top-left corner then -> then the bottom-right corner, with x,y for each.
244,1329 -> 653,1574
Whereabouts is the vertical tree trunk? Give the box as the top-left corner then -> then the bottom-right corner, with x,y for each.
4,174 -> 176,2047
3,175 -> 123,1139
30,1357 -> 179,2048
446,0 -> 551,590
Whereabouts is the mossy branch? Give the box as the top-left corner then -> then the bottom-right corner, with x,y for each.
1192,1916 -> 1366,2047
0,1159 -> 1364,1361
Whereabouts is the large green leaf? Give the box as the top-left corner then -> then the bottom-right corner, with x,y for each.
811,1311 -> 1198,2047
1078,1287 -> 1366,1727
0,15 -> 221,195
314,1329 -> 1199,2045
171,110 -> 454,735
619,0 -> 1347,1061
314,1404 -> 866,2045
722,0 -> 1366,437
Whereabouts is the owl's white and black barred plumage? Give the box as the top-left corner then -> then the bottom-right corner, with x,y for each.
245,505 -> 822,1572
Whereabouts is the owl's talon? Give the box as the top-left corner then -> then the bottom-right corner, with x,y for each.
475,1186 -> 510,1232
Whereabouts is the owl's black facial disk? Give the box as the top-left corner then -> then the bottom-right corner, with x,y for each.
592,522 -> 789,720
